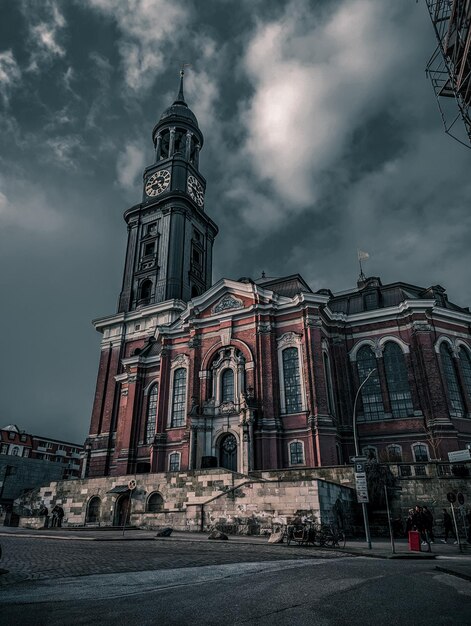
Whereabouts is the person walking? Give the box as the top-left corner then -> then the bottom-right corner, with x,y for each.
423,506 -> 435,543
441,508 -> 457,544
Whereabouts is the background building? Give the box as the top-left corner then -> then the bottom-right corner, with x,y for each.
0,424 -> 83,520
83,75 -> 471,480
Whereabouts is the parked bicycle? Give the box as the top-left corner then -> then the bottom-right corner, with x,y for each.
282,519 -> 346,548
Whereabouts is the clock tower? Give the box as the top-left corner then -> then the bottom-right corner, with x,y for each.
118,69 -> 218,312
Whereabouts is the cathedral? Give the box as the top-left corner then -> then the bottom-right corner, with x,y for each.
82,72 -> 471,480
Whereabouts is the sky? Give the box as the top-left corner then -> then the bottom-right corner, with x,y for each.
0,0 -> 470,444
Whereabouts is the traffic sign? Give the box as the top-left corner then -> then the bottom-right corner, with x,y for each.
447,492 -> 456,503
457,492 -> 465,505
128,479 -> 137,491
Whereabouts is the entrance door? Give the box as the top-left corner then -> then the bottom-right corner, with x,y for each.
114,494 -> 130,527
220,434 -> 237,471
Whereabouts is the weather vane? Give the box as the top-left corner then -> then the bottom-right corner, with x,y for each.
179,62 -> 191,77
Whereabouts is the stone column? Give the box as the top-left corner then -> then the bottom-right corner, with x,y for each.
155,133 -> 162,160
185,131 -> 192,161
169,127 -> 176,157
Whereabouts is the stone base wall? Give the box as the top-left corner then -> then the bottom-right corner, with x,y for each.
13,464 -> 471,535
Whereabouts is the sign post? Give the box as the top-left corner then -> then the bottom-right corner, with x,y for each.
447,492 -> 462,553
123,479 -> 137,537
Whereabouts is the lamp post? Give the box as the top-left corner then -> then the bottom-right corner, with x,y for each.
353,368 -> 376,550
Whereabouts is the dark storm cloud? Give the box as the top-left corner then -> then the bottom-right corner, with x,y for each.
0,0 -> 469,442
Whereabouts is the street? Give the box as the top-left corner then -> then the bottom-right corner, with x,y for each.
1,532 -> 471,625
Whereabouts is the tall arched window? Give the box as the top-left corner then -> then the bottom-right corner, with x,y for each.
356,346 -> 384,420
282,347 -> 302,413
171,368 -> 187,427
146,384 -> 158,443
383,342 -> 413,418
323,352 -> 335,415
459,347 -> 471,410
221,368 -> 234,402
440,343 -> 464,416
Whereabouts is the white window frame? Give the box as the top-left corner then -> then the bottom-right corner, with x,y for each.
277,332 -> 306,414
412,442 -> 429,463
288,439 -> 305,466
210,347 -> 245,407
167,355 -> 189,428
386,444 -> 403,462
168,451 -> 181,472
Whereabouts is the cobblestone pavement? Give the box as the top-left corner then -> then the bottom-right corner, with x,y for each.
0,535 -> 346,586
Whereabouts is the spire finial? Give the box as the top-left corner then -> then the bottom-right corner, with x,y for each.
176,63 -> 190,104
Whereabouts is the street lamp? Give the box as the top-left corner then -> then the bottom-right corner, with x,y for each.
352,368 -> 376,550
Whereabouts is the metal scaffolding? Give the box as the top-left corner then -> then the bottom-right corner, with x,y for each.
425,0 -> 471,147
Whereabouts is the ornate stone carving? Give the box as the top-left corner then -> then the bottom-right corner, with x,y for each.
413,321 -> 432,333
212,294 -> 243,315
171,353 -> 189,368
257,322 -> 272,334
277,331 -> 302,348
220,401 -> 237,415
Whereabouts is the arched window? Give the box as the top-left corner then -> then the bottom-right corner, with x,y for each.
146,384 -> 158,444
289,441 -> 304,465
459,347 -> 471,408
356,346 -> 384,420
12,446 -> 19,456
86,496 -> 101,523
169,452 -> 181,472
282,347 -> 302,413
221,369 -> 234,402
383,342 -> 413,418
140,279 -> 152,302
440,343 -> 464,416
171,368 -> 187,427
362,446 -> 377,461
147,492 -> 164,513
386,444 -> 402,462
323,352 -> 335,415
191,285 -> 200,298
412,443 -> 429,462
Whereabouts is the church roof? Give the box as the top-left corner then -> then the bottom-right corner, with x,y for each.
255,274 -> 313,298
327,277 -> 469,315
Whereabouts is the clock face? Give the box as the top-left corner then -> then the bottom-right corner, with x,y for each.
145,169 -> 171,197
187,175 -> 204,207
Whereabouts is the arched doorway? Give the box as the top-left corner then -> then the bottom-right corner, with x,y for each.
86,496 -> 101,524
219,433 -> 237,471
113,493 -> 130,527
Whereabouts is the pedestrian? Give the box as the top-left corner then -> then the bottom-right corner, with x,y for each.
405,509 -> 415,533
441,508 -> 457,544
413,505 -> 431,549
423,506 -> 435,543
56,505 -> 65,528
51,505 -> 59,528
39,504 -> 49,529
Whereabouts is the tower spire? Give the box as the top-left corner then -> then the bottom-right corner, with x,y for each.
175,64 -> 188,104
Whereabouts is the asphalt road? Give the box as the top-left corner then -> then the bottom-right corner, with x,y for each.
1,536 -> 471,625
